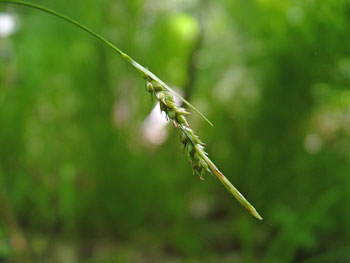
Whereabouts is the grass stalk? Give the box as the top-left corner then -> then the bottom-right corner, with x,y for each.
0,0 -> 212,126
0,0 -> 262,220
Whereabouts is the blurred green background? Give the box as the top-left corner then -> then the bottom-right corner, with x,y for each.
0,0 -> 349,262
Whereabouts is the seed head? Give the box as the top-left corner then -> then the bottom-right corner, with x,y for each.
143,79 -> 263,220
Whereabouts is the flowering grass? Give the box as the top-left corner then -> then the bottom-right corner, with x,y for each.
0,0 -> 263,220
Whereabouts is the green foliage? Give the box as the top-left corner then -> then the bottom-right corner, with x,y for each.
0,0 -> 349,262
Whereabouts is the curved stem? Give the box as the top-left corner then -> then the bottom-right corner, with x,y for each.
0,0 -> 125,56
0,0 -> 213,126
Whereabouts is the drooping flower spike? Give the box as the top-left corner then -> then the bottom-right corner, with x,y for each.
0,0 -> 262,220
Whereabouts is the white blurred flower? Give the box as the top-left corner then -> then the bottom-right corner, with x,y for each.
0,13 -> 17,37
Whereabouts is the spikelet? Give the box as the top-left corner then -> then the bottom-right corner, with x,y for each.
145,80 -> 263,220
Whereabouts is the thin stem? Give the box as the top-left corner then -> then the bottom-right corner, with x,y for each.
195,144 -> 263,220
181,124 -> 262,220
0,0 -> 213,126
0,0 -> 125,56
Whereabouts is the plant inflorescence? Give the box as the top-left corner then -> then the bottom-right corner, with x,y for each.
144,80 -> 262,220
0,0 -> 263,220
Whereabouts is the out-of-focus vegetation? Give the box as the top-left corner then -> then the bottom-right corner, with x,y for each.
0,0 -> 349,262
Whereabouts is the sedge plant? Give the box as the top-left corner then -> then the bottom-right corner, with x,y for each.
0,0 -> 263,220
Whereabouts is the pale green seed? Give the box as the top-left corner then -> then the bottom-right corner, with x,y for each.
146,82 -> 153,93
154,84 -> 163,92
176,114 -> 187,125
168,109 -> 176,119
